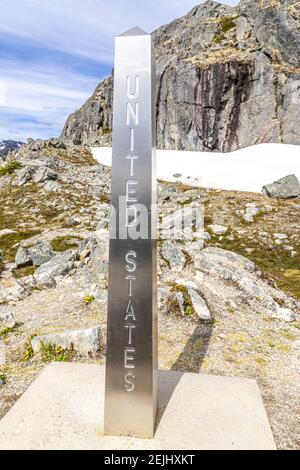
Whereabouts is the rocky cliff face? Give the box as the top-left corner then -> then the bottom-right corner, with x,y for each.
62,76 -> 113,146
61,0 -> 300,151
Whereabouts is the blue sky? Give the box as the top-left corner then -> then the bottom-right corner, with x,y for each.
0,0 -> 238,142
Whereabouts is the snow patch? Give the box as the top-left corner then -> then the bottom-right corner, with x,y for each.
91,143 -> 300,193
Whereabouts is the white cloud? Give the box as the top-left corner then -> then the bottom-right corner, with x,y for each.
0,58 -> 101,140
0,0 -> 239,63
0,0 -> 239,140
0,81 -> 7,106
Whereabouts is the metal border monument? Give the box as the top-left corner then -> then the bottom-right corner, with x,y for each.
0,26 -> 277,452
104,27 -> 158,438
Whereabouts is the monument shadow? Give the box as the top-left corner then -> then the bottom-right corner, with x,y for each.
156,319 -> 214,430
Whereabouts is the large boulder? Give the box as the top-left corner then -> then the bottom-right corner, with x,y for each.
15,241 -> 54,268
31,326 -> 101,356
76,237 -> 98,262
262,175 -> 300,199
30,241 -> 55,266
161,241 -> 186,271
16,166 -> 35,186
34,250 -> 76,287
193,247 -> 298,321
33,167 -> 58,184
15,246 -> 32,268
48,138 -> 67,150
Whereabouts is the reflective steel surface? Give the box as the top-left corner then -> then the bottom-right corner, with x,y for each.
104,27 -> 157,438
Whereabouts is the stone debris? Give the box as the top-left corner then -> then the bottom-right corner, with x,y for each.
208,225 -> 228,235
189,288 -> 211,320
0,276 -> 26,303
243,204 -> 260,223
0,312 -> 16,329
271,307 -> 296,323
31,326 -> 101,356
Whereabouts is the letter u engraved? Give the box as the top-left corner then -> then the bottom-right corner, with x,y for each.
127,76 -> 140,99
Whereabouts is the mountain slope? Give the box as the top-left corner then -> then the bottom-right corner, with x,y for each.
0,140 -> 24,159
61,0 -> 300,152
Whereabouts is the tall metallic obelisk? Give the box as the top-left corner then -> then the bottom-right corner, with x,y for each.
104,27 -> 157,438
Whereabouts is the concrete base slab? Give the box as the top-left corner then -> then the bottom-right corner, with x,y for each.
0,363 -> 276,450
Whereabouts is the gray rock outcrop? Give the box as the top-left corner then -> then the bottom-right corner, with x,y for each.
31,326 -> 101,356
15,241 -> 54,268
34,250 -> 76,287
161,241 -> 186,270
262,174 -> 300,198
61,0 -> 300,151
62,76 -> 113,146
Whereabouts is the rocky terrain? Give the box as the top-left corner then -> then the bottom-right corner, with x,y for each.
0,141 -> 23,161
62,0 -> 300,151
0,140 -> 299,449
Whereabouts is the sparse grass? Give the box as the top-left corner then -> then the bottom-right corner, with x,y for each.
227,305 -> 235,315
184,48 -> 250,69
185,306 -> 193,317
0,160 -> 22,177
214,32 -> 226,44
13,265 -> 36,278
0,230 -> 41,262
183,250 -> 193,268
0,373 -> 7,384
0,324 -> 20,339
158,180 -> 199,192
209,235 -> 300,300
41,208 -> 61,224
23,335 -> 37,361
255,356 -> 268,366
0,184 -> 36,226
219,16 -> 237,33
228,332 -> 249,343
204,214 -> 213,226
57,147 -> 98,166
172,283 -> 195,317
100,193 -> 110,204
31,142 -> 99,165
101,128 -> 112,135
279,329 -> 296,341
51,236 -> 81,252
39,342 -> 75,363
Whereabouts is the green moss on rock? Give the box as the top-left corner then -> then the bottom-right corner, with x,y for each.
0,160 -> 22,177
